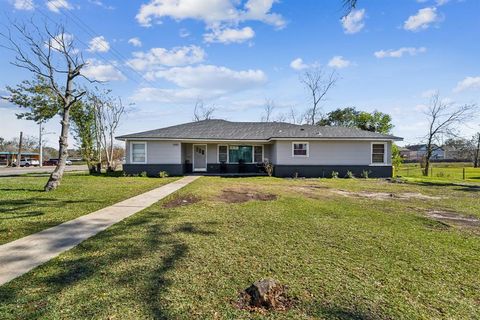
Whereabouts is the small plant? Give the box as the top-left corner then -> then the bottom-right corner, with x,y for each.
139,171 -> 147,177
345,170 -> 355,179
158,171 -> 169,178
331,171 -> 339,179
293,172 -> 299,179
361,170 -> 370,179
263,161 -> 274,177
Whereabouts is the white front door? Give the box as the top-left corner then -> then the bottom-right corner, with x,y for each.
193,144 -> 207,172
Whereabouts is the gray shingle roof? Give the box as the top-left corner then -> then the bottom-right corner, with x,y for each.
116,119 -> 403,141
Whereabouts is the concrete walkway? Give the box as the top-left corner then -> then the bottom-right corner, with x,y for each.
0,176 -> 199,286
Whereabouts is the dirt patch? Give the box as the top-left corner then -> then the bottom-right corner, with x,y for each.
219,189 -> 277,203
332,190 -> 441,201
163,194 -> 200,208
235,279 -> 294,313
427,210 -> 480,227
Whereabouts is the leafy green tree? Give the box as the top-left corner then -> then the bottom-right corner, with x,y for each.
391,143 -> 403,170
318,107 -> 393,134
70,100 -> 99,173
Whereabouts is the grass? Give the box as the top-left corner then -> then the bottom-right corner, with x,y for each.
397,162 -> 480,183
0,172 -> 177,244
0,176 -> 479,319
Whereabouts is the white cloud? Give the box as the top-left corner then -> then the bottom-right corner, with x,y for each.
436,0 -> 450,6
128,37 -> 142,47
46,0 -> 72,12
88,0 -> 114,9
453,76 -> 480,93
127,45 -> 205,71
290,58 -> 308,71
421,89 -> 438,98
374,47 -> 427,58
154,64 -> 267,90
13,0 -> 34,10
204,26 -> 255,44
328,56 -> 351,69
179,28 -> 190,38
46,33 -> 75,52
87,36 -> 110,53
404,7 -> 439,31
135,0 -> 285,29
132,64 -> 267,103
81,59 -> 126,81
341,9 -> 366,34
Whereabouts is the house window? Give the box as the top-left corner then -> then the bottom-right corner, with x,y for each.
218,145 -> 228,163
254,146 -> 263,163
292,142 -> 309,157
131,142 -> 146,163
372,143 -> 386,164
229,145 -> 252,163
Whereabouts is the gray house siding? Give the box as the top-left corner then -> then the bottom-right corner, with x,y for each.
273,140 -> 392,166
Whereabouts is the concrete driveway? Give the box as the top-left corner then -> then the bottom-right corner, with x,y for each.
0,165 -> 88,177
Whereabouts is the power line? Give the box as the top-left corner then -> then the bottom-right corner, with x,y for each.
46,1 -> 157,86
34,5 -> 146,86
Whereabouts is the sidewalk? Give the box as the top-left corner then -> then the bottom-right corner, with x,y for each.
0,176 -> 200,286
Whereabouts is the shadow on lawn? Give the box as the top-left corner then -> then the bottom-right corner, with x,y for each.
0,198 -> 100,218
0,210 -> 216,319
408,181 -> 480,192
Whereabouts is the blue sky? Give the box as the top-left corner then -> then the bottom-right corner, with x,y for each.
0,0 -> 479,147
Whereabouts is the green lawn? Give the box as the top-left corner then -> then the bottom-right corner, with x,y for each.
0,173 -> 177,244
1,176 -> 479,319
397,162 -> 480,182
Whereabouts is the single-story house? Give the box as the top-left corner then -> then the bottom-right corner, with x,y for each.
116,120 -> 403,178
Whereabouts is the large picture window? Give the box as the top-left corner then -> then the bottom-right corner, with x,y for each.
229,145 -> 253,163
292,142 -> 309,157
371,143 -> 386,164
131,142 -> 146,163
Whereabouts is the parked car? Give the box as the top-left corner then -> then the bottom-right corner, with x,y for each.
43,158 -> 73,166
13,158 -> 40,167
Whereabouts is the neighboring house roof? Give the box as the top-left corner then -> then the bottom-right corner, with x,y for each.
406,144 -> 444,151
117,119 -> 403,141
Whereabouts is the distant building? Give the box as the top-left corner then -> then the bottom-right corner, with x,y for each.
403,144 -> 445,161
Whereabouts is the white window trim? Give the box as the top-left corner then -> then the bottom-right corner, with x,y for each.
253,145 -> 264,163
370,142 -> 387,166
217,144 -> 229,163
292,142 -> 309,158
130,141 -> 147,164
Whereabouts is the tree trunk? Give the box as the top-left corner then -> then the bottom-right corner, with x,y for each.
474,133 -> 480,168
423,140 -> 433,176
44,107 -> 70,191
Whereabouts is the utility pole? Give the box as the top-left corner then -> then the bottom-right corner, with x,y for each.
17,131 -> 23,167
39,122 -> 43,167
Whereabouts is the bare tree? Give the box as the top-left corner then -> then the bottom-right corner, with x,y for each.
300,68 -> 338,125
288,106 -> 302,124
423,93 -> 477,176
1,21 -> 89,190
90,89 -> 126,172
193,99 -> 216,121
261,99 -> 275,122
474,132 -> 480,168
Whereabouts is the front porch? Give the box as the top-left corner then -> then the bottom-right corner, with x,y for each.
182,142 -> 272,174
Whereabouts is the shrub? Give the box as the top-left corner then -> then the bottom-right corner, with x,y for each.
361,170 -> 370,179
139,171 -> 147,177
331,171 -> 339,179
345,170 -> 355,179
158,171 -> 169,178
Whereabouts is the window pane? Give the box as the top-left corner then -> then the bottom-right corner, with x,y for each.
254,146 -> 263,163
228,145 -> 253,163
219,145 -> 228,162
293,143 -> 307,156
132,143 -> 145,162
372,144 -> 385,163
